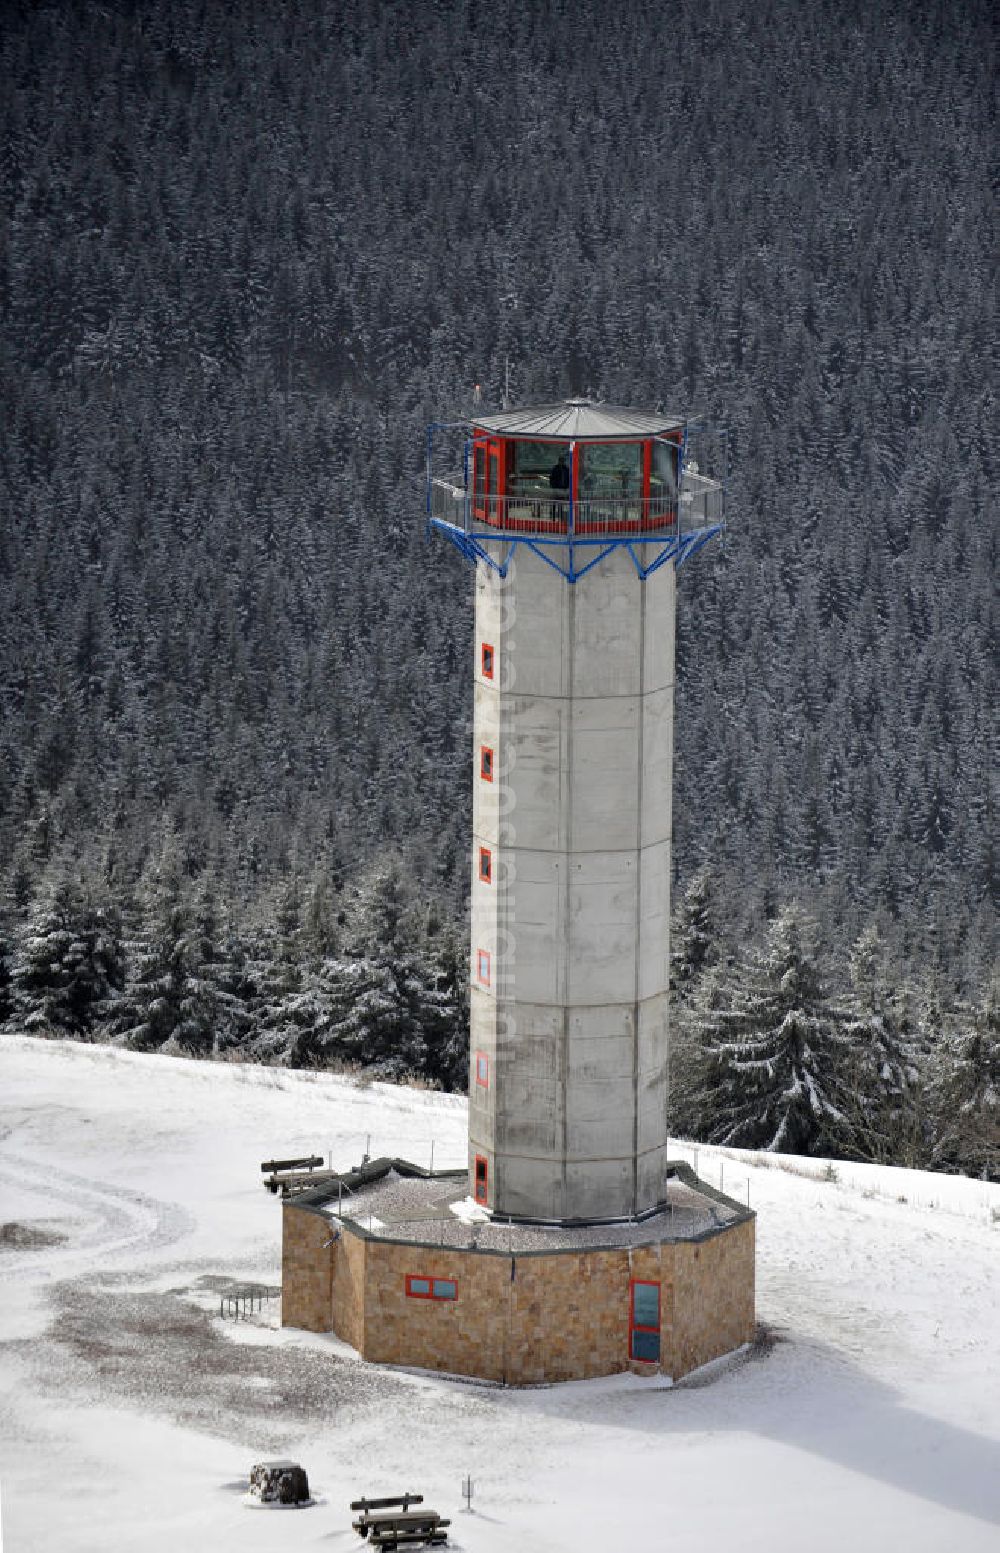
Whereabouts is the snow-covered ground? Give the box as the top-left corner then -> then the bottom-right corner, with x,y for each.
1,1032 -> 998,1552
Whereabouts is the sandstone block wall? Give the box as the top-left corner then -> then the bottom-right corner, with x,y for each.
364,1241 -> 511,1381
333,1220 -> 367,1354
281,1202 -> 334,1332
282,1203 -> 756,1385
673,1216 -> 756,1378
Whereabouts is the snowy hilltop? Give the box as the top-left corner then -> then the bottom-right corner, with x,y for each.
2,1033 -> 999,1551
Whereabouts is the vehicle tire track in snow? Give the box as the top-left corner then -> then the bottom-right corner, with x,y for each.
0,1151 -> 194,1276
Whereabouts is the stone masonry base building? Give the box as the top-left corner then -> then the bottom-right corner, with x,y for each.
281,1159 -> 755,1386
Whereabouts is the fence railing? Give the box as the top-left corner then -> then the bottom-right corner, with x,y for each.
219,1285 -> 278,1320
429,472 -> 722,538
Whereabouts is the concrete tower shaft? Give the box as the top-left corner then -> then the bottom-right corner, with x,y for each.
469,545 -> 675,1222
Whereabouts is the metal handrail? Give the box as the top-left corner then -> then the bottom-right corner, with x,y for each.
429,475 -> 722,538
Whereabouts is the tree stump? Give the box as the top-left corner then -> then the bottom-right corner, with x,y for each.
248,1460 -> 310,1506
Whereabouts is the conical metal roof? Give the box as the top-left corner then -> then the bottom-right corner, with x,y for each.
473,399 -> 684,441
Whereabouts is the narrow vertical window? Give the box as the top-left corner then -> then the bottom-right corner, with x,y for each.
480,746 -> 494,782
474,1154 -> 488,1205
475,1052 -> 489,1088
476,949 -> 491,986
629,1280 -> 661,1362
478,845 -> 492,883
481,643 -> 495,680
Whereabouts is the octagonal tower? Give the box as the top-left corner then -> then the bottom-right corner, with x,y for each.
427,399 -> 724,1223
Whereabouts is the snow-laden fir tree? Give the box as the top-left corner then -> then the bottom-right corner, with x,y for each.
930,984 -> 1000,1181
0,924 -> 13,1024
186,878 -> 252,1056
701,905 -> 856,1155
670,866 -> 718,999
120,856 -> 243,1057
242,873 -> 315,1063
288,857 -> 465,1085
667,866 -> 721,1139
835,925 -> 928,1165
14,878 -> 122,1037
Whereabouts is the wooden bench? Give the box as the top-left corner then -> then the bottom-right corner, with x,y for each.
260,1154 -> 324,1174
350,1496 -> 448,1548
351,1494 -> 424,1514
370,1531 -> 448,1549
263,1168 -> 344,1197
261,1155 -> 347,1197
353,1512 -> 449,1537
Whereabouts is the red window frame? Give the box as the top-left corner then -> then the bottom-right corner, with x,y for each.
474,1154 -> 488,1205
629,1279 -> 661,1362
405,1274 -> 458,1301
478,845 -> 492,883
488,443 -> 502,523
476,948 -> 491,986
474,1051 -> 489,1088
480,745 -> 494,782
472,436 -> 506,525
481,642 -> 495,680
473,438 -> 487,520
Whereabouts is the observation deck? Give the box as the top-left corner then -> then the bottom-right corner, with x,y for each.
426,398 -> 725,582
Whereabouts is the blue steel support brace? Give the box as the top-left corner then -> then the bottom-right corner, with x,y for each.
428,520 -> 722,582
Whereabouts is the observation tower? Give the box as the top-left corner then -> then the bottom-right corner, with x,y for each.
427,399 -> 725,1222
278,398 -> 754,1388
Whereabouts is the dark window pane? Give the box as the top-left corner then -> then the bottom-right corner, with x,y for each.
579,442 -> 642,499
631,1328 -> 661,1362
511,441 -> 565,494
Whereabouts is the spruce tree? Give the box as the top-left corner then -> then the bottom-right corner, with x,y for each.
702,906 -> 856,1155
243,875 -> 310,1063
668,867 -> 722,1139
670,866 -> 718,999
122,864 -> 234,1056
188,878 -> 252,1056
0,923 -> 15,1024
840,926 -> 926,1165
14,879 -> 122,1038
286,858 -> 467,1085
931,986 -> 1000,1180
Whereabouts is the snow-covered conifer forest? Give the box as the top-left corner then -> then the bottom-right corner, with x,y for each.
0,1 -> 995,1173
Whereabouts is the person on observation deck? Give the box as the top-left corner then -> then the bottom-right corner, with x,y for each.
549,452 -> 570,494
